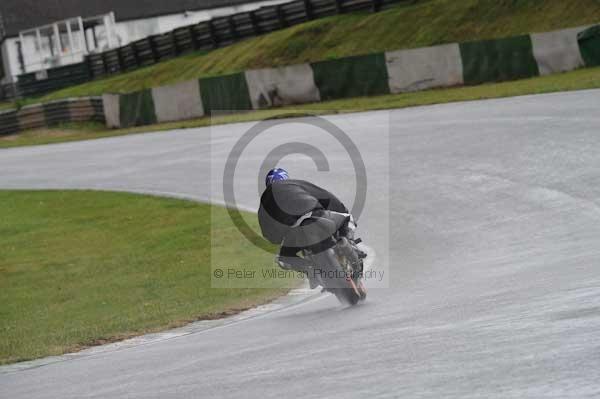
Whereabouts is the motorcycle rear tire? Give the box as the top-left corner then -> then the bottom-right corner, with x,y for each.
333,285 -> 361,305
311,247 -> 361,305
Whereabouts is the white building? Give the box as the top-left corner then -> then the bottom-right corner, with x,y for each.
0,0 -> 290,84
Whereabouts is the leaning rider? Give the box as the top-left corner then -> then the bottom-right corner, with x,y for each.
257,168 -> 356,288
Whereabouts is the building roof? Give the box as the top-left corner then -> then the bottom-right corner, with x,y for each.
0,0 -> 269,39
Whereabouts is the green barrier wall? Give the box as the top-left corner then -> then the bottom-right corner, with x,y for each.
199,73 -> 252,114
460,35 -> 540,85
578,25 -> 600,67
311,53 -> 389,101
119,90 -> 157,128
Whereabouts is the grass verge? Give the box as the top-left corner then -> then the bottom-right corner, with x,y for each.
1,66 -> 599,149
0,190 -> 293,365
1,0 -> 599,109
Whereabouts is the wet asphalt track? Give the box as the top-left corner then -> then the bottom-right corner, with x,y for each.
1,90 -> 600,398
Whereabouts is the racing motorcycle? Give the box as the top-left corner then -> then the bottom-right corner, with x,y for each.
281,210 -> 367,305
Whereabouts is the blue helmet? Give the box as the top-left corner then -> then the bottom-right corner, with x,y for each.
265,168 -> 289,187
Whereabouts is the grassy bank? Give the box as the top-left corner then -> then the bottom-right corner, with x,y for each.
0,190 -> 292,365
2,66 -> 599,149
1,0 -> 599,109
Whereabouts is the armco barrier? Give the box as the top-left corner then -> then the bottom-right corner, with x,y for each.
0,97 -> 105,136
68,97 -> 105,123
43,101 -> 71,126
0,109 -> 19,135
17,105 -> 46,132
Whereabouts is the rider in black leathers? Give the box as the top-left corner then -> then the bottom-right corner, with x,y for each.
258,168 -> 353,286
